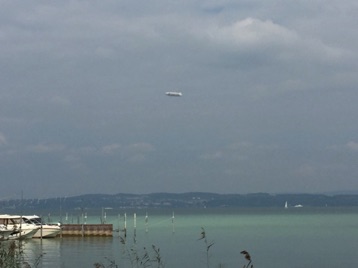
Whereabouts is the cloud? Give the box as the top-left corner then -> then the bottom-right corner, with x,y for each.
226,141 -> 253,150
207,17 -> 298,48
123,143 -> 155,162
205,17 -> 347,62
126,143 -> 155,152
27,143 -> 65,153
199,141 -> 277,162
0,132 -> 7,145
63,153 -> 89,173
50,96 -> 71,106
200,151 -> 224,160
328,141 -> 358,152
294,164 -> 317,177
101,144 -> 122,155
1,1 -> 358,197
99,143 -> 154,157
346,141 -> 358,151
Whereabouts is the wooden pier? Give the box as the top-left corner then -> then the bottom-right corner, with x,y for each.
60,224 -> 113,237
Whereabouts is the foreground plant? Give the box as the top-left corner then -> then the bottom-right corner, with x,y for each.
198,227 -> 215,268
0,241 -> 23,268
0,241 -> 44,268
240,250 -> 253,268
93,257 -> 119,268
94,237 -> 165,268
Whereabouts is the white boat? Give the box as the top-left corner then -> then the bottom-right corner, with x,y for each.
284,201 -> 288,209
22,215 -> 61,238
0,214 -> 40,240
0,224 -> 14,240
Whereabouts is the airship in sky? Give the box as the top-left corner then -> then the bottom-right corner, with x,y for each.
165,91 -> 182,97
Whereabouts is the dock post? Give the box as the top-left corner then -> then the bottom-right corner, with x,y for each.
81,212 -> 84,237
172,211 -> 175,233
145,212 -> 148,233
40,214 -> 43,240
124,213 -> 127,238
134,213 -> 137,241
118,214 -> 120,235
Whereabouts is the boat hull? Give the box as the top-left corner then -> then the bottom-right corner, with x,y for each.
32,226 -> 61,238
8,227 -> 40,240
0,230 -> 14,240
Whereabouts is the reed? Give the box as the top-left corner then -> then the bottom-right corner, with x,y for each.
0,241 -> 23,268
0,240 -> 44,268
94,228 -> 254,268
93,257 -> 119,268
197,228 -> 254,268
94,236 -> 165,268
240,250 -> 254,268
198,227 -> 215,268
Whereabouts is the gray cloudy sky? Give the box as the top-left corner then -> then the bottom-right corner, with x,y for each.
1,0 -> 358,199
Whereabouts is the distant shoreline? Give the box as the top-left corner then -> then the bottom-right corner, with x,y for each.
2,192 -> 358,211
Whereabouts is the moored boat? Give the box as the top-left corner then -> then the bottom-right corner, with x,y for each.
0,214 -> 40,240
22,215 -> 61,238
0,224 -> 14,240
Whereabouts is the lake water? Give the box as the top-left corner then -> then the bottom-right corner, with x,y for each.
17,207 -> 358,267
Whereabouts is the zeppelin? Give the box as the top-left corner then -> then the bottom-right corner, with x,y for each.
165,92 -> 182,97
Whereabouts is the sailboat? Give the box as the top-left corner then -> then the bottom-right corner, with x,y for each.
284,201 -> 288,209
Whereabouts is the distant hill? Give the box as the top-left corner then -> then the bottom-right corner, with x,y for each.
2,192 -> 358,213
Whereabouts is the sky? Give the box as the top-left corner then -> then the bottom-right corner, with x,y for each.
1,0 -> 358,199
